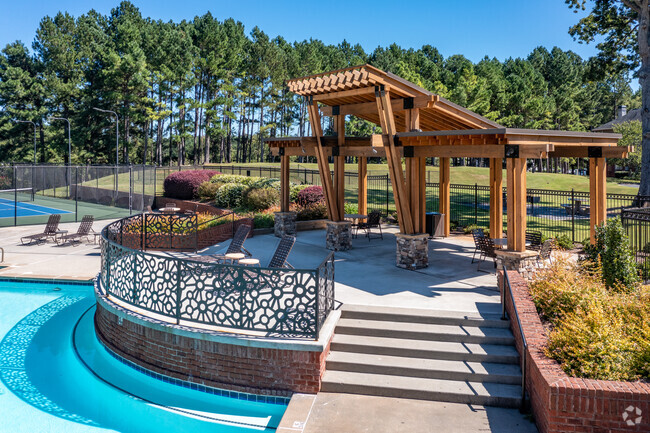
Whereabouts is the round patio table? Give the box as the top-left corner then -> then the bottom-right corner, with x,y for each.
224,253 -> 245,264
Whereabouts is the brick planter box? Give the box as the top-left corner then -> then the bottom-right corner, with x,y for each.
499,270 -> 650,433
94,292 -> 337,397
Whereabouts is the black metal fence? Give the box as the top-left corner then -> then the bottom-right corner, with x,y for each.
100,215 -> 336,339
621,207 -> 650,282
209,164 -> 640,243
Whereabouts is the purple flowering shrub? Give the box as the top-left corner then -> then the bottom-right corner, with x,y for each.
163,170 -> 220,200
296,185 -> 324,207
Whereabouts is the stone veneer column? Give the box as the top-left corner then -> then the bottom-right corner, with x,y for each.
495,249 -> 538,280
274,211 -> 297,238
326,221 -> 351,251
395,233 -> 429,269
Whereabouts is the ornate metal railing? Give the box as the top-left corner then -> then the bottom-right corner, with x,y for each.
99,217 -> 336,339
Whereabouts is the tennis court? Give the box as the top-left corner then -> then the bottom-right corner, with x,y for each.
0,187 -> 131,227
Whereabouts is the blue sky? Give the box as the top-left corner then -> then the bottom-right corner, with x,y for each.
1,0 -> 599,63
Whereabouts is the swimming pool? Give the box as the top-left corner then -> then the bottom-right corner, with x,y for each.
0,278 -> 286,433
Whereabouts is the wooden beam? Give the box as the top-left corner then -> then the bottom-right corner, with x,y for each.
358,157 -> 367,215
439,157 -> 450,237
549,146 -> 631,158
376,88 -> 414,234
589,157 -> 607,243
506,158 -> 527,252
280,153 -> 290,211
321,96 -> 434,117
312,86 -> 378,102
307,101 -> 339,221
489,158 -> 503,239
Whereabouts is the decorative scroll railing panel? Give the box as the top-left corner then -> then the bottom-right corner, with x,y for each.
100,216 -> 335,339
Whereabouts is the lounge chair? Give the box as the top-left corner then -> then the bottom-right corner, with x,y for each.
209,224 -> 253,262
56,215 -> 95,245
20,214 -> 61,245
358,210 -> 383,241
267,236 -> 296,269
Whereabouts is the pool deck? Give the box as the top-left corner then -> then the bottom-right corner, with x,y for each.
0,221 -> 536,432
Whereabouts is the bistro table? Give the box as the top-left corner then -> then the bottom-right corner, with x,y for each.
161,207 -> 180,214
224,252 -> 245,264
344,213 -> 367,239
492,237 -> 531,248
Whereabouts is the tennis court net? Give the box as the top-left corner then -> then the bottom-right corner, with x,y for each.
0,188 -> 35,203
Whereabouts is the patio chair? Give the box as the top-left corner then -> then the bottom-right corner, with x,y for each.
536,239 -> 554,266
525,230 -> 543,251
268,236 -> 296,269
358,210 -> 383,241
56,215 -> 95,246
20,214 -> 61,245
471,228 -> 485,263
210,224 -> 253,262
477,236 -> 497,272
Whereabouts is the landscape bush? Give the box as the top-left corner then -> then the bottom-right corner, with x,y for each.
297,202 -> 328,221
214,183 -> 247,208
582,217 -> 639,291
530,259 -> 650,381
163,170 -> 219,200
252,212 -> 275,228
291,184 -> 311,202
554,233 -> 574,250
296,185 -> 324,207
196,181 -> 219,202
210,174 -> 253,185
243,187 -> 279,211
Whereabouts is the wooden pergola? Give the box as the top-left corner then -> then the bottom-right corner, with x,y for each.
266,65 -> 629,252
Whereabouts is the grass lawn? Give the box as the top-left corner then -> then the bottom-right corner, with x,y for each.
206,162 -> 639,195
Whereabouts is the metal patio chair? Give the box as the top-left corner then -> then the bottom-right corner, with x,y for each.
477,235 -> 497,272
268,236 -> 296,269
471,228 -> 485,263
20,214 -> 61,245
358,210 -> 383,241
525,230 -> 543,251
210,224 -> 253,262
56,215 -> 95,245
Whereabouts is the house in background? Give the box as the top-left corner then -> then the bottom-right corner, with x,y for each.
593,105 -> 639,176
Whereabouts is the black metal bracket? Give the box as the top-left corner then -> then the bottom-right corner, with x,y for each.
403,97 -> 414,110
278,147 -> 285,156
393,135 -> 401,146
403,146 -> 414,157
332,146 -> 340,156
588,146 -> 602,158
374,84 -> 385,97
332,105 -> 340,116
307,95 -> 313,105
504,145 -> 519,158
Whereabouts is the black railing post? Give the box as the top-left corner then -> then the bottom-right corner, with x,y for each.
315,268 -> 320,340
175,260 -> 182,324
571,189 -> 575,243
474,183 -> 478,225
13,164 -> 17,226
385,174 -> 389,215
75,166 -> 78,222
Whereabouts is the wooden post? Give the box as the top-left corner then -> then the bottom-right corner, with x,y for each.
589,157 -> 607,243
375,87 -> 414,234
506,158 -> 527,252
280,152 -> 290,212
489,158 -> 503,239
405,108 -> 425,233
334,114 -> 345,221
439,157 -> 450,237
358,157 -> 367,215
307,100 -> 339,221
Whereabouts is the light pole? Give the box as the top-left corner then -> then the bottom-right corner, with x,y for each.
51,117 -> 72,196
15,120 -> 37,164
93,107 -> 119,194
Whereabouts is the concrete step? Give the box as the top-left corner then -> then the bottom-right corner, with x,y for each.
330,334 -> 519,364
321,370 -> 522,408
341,304 -> 510,329
326,351 -> 522,385
335,318 -> 515,345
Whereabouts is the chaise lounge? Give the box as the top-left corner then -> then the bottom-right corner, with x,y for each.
20,214 -> 61,245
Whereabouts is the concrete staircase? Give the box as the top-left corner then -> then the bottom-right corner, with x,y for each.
321,304 -> 522,408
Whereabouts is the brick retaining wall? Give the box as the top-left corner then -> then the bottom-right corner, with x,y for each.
94,300 -> 331,397
498,270 -> 650,433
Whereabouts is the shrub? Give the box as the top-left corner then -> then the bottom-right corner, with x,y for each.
291,184 -> 311,202
214,183 -> 247,208
463,224 -> 484,234
249,177 -> 281,191
296,185 -> 324,207
297,203 -> 328,221
163,170 -> 219,200
196,181 -> 219,202
243,187 -> 279,211
554,233 -> 574,250
344,202 -> 358,215
252,213 -> 275,228
210,174 -> 252,185
582,217 -> 639,291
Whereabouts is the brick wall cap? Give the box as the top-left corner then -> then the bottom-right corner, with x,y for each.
495,250 -> 538,259
274,211 -> 297,217
395,233 -> 429,240
95,280 -> 339,352
325,220 -> 351,227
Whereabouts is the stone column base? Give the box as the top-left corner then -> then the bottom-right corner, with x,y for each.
274,211 -> 297,238
395,233 -> 429,269
495,250 -> 538,279
326,221 -> 352,251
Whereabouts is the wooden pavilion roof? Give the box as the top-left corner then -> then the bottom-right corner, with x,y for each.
287,64 -> 500,132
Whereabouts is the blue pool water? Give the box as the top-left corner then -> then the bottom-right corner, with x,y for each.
0,279 -> 286,432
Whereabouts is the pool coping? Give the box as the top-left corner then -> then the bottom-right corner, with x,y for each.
0,275 -> 94,285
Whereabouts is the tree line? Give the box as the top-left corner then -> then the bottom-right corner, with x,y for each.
0,1 -> 640,167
